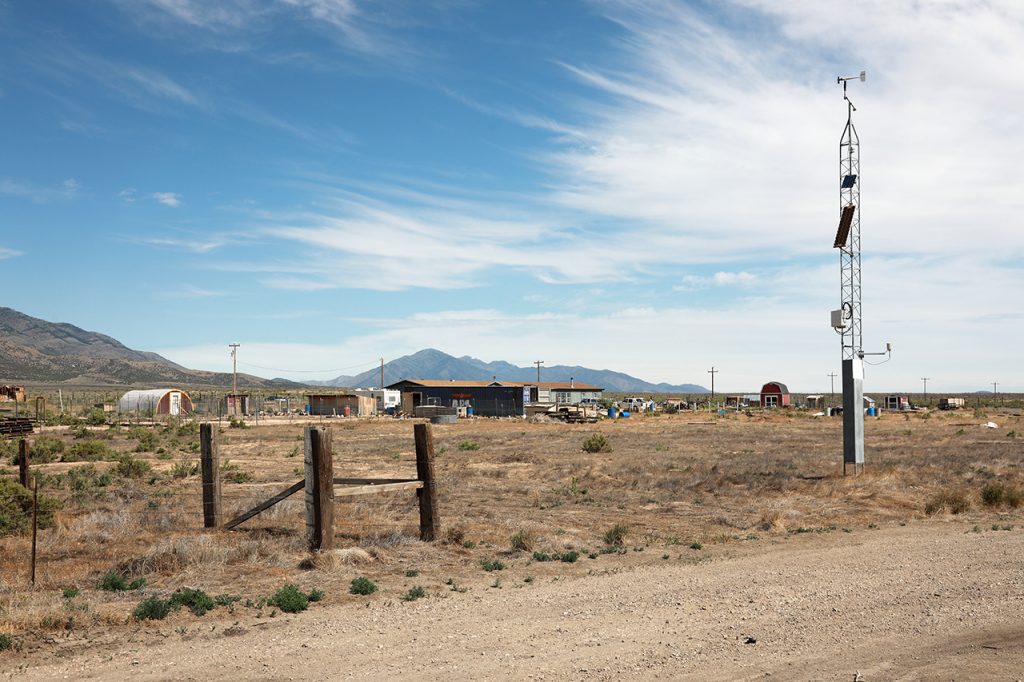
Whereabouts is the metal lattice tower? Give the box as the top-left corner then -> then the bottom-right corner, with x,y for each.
838,76 -> 862,360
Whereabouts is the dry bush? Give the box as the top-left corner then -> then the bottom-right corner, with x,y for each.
298,548 -> 375,571
757,510 -> 786,532
924,490 -> 971,516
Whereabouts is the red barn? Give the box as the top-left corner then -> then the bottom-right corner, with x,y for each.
760,381 -> 790,408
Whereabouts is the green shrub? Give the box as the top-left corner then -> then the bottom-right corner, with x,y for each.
133,597 -> 172,621
32,436 -> 66,463
307,588 -> 325,603
510,529 -> 536,552
85,409 -> 108,426
221,460 -> 253,484
98,571 -> 145,592
170,458 -> 199,479
981,483 -> 1005,507
350,577 -> 377,596
169,588 -> 215,616
689,542 -> 703,550
214,594 -> 241,607
582,433 -> 611,453
0,634 -> 13,651
130,428 -> 160,452
532,551 -> 551,562
115,455 -> 152,479
480,559 -> 505,572
458,440 -> 480,451
228,418 -> 248,430
0,479 -> 61,536
400,586 -> 426,602
603,523 -> 629,546
63,586 -> 80,599
268,584 -> 309,613
63,440 -> 115,462
559,550 -> 579,563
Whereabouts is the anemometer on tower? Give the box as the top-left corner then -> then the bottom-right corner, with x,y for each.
828,70 -> 891,475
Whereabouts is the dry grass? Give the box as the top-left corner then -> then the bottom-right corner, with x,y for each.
1,407 -> 1022,646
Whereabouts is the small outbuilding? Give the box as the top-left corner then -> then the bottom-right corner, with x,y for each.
0,385 -> 26,402
223,394 -> 250,417
885,395 -> 909,411
760,381 -> 790,408
118,388 -> 193,416
306,393 -> 375,417
806,394 -> 825,409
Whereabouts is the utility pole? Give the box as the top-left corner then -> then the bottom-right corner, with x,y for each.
380,357 -> 385,389
992,381 -> 999,403
707,367 -> 718,403
920,377 -> 929,406
534,360 -> 544,384
229,343 -> 240,396
828,372 -> 838,406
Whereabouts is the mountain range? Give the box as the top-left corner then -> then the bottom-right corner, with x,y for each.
0,307 -> 707,392
311,348 -> 708,393
0,307 -> 296,388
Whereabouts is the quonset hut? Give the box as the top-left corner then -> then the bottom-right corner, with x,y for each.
118,388 -> 193,416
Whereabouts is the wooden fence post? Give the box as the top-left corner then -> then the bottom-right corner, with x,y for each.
414,423 -> 439,541
200,423 -> 222,528
304,426 -> 334,551
18,439 -> 30,488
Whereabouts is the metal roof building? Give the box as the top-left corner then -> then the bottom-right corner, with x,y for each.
118,388 -> 193,416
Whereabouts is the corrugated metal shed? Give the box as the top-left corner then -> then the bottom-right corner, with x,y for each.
118,388 -> 193,415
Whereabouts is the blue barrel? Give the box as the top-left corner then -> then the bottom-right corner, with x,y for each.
621,411 -> 631,418
608,407 -> 617,418
867,406 -> 876,416
467,406 -> 473,416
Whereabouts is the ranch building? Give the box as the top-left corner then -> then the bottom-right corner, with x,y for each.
387,380 -> 605,417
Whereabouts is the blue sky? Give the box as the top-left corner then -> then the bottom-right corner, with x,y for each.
1,0 -> 1022,392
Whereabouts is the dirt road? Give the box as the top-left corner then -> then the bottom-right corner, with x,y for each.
8,522 -> 1024,681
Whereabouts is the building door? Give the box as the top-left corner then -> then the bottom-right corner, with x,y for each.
169,391 -> 181,416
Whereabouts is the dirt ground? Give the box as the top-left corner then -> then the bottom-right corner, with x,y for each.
1,408 -> 1023,679
6,522 -> 1024,681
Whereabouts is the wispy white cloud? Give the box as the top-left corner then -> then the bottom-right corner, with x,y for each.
152,192 -> 182,207
0,247 -> 23,260
120,0 -> 411,59
119,188 -> 137,203
141,235 -> 236,253
0,177 -> 81,203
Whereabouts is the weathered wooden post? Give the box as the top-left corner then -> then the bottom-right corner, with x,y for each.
414,423 -> 439,541
304,426 -> 334,551
200,423 -> 222,528
18,439 -> 30,488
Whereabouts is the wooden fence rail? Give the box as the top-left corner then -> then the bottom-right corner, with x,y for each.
201,422 -> 440,546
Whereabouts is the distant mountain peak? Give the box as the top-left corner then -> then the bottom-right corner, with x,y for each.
316,348 -> 707,393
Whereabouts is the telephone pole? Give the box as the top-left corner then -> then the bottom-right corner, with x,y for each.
828,371 -> 838,406
707,367 -> 718,402
229,343 -> 240,396
920,377 -> 930,405
992,381 -> 999,403
534,360 -> 544,384
380,357 -> 385,389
